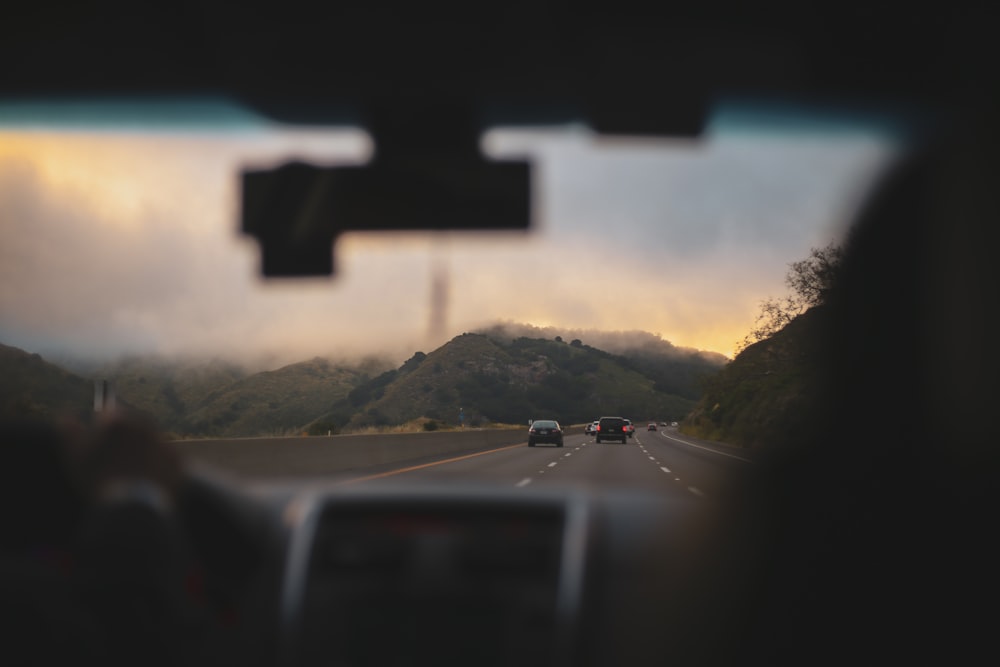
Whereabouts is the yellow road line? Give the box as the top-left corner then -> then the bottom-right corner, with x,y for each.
338,442 -> 527,485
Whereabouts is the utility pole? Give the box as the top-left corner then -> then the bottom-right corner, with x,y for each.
428,256 -> 449,348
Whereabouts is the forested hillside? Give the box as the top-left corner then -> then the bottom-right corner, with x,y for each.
316,333 -> 713,432
2,327 -> 724,437
1,343 -> 95,421
681,305 -> 829,449
681,245 -> 843,449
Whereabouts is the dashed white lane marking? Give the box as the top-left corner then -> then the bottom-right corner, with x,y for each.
516,478 -> 532,488
648,456 -> 655,461
688,486 -> 705,497
548,462 -> 558,468
660,466 -> 672,474
564,453 -> 572,457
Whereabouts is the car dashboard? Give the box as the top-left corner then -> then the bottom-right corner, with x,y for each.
199,475 -> 705,667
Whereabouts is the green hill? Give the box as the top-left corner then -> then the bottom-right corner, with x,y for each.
0,343 -> 94,421
681,305 -> 830,450
87,356 -> 248,435
181,358 -> 365,437
321,332 -> 709,430
613,339 -> 728,401
477,324 -> 727,401
3,325 -> 726,437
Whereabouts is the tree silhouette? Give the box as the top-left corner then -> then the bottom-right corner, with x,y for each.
739,243 -> 844,353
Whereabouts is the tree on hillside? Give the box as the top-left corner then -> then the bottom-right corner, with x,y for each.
738,243 -> 844,353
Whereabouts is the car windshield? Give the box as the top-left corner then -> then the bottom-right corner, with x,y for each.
1,101 -> 900,485
5,74 -> 992,666
1,102 -> 898,367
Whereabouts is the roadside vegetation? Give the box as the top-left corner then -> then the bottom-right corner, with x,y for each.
682,243 -> 843,449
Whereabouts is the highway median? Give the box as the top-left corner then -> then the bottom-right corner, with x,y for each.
172,428 -> 527,480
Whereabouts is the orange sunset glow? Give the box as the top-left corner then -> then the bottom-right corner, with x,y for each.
1,113 -> 896,366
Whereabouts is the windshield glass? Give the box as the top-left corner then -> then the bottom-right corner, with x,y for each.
1,101 -> 898,366
1,11 -> 991,662
1,98 -> 903,478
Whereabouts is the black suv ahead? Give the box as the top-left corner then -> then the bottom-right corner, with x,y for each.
596,416 -> 629,444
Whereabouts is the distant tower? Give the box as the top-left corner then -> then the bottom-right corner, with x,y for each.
94,378 -> 116,412
428,257 -> 449,347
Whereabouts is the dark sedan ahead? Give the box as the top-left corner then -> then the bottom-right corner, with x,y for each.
528,420 -> 564,447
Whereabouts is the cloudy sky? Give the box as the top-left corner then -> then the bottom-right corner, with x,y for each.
0,101 -> 898,367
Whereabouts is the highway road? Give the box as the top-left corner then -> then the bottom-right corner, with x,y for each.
270,426 -> 756,504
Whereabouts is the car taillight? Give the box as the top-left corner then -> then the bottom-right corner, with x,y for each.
596,425 -> 601,431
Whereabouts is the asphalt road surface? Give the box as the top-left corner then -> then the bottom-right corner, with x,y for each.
331,426 -> 754,503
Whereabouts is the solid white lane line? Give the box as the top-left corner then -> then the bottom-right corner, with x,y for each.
660,466 -> 671,474
548,462 -> 558,468
516,478 -> 532,488
688,486 -> 705,497
660,432 -> 752,462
